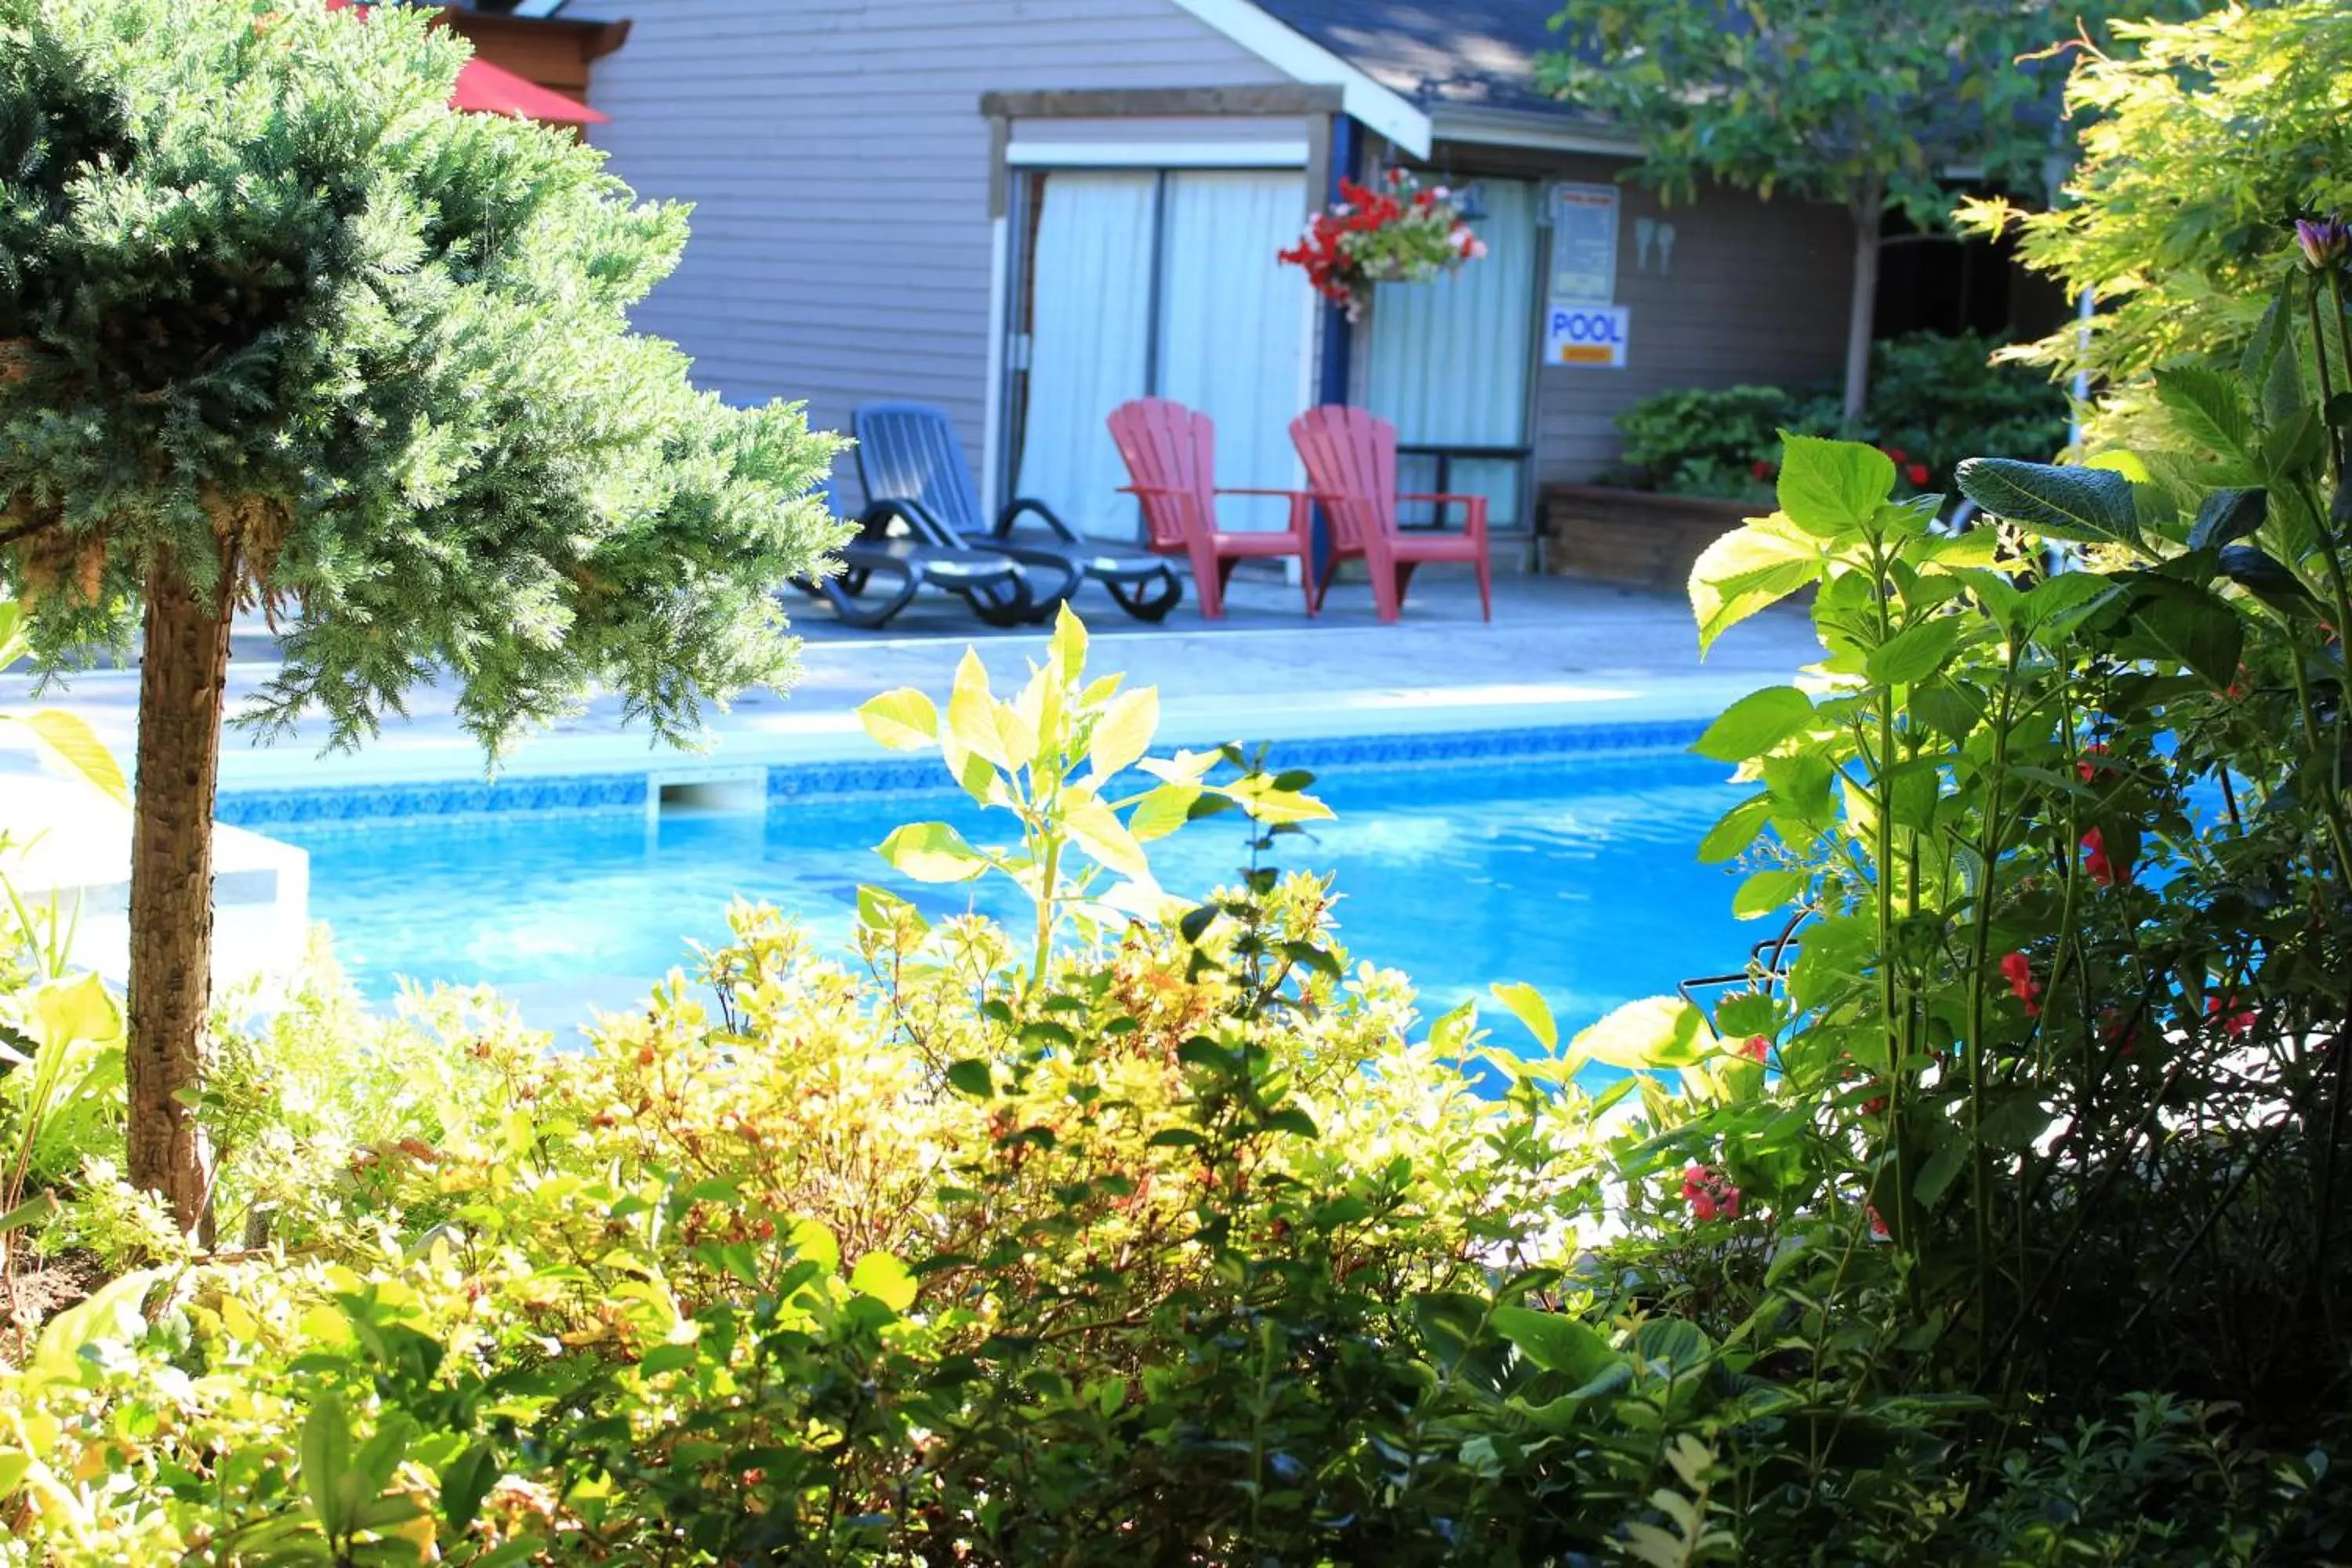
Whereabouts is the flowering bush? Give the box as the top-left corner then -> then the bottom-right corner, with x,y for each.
5,593 -> 2348,1559
1278,170 -> 1485,320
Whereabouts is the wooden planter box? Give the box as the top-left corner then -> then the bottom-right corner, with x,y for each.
1540,483 -> 1759,593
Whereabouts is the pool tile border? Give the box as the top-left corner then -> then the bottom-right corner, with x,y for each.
216,717 -> 1708,829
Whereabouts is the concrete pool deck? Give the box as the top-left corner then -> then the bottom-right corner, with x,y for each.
7,572 -> 1819,793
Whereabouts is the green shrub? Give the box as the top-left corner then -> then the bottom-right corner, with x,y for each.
1613,332 -> 2069,503
1961,0 -> 2352,441
5,597 -> 2347,1562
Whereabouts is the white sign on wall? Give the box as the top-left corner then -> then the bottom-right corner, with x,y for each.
1546,182 -> 1621,303
1544,303 -> 1630,368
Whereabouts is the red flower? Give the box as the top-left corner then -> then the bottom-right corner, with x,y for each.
2226,663 -> 2251,701
1882,447 -> 1907,464
2082,827 -> 2127,888
1905,462 -> 1931,487
2205,994 -> 2256,1039
2100,1008 -> 2139,1058
1867,1204 -> 1890,1241
1999,950 -> 2042,1016
1738,1035 -> 1768,1062
1681,1163 -> 1742,1222
1861,1086 -> 1888,1116
1750,458 -> 1777,480
2076,742 -> 2114,784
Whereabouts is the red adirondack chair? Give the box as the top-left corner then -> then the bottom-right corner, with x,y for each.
1106,398 -> 1318,619
1289,405 -> 1492,624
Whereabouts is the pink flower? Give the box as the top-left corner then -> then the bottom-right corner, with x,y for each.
1681,1163 -> 1741,1222
1867,1205 -> 1890,1241
1738,1035 -> 1768,1062
2076,742 -> 2114,784
2082,828 -> 2126,888
1999,951 -> 2042,1016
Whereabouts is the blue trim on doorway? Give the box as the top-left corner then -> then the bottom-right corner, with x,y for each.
1309,114 -> 1358,582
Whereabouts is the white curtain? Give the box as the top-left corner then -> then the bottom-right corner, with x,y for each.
1156,171 -> 1310,535
1017,172 -> 1156,539
1364,179 -> 1539,528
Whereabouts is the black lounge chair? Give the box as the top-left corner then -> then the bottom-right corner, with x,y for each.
798,483 -> 1034,630
853,401 -> 1184,623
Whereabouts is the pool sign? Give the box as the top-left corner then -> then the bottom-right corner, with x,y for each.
1546,303 -> 1630,368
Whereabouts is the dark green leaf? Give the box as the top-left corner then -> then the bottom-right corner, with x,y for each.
302,1394 -> 354,1538
945,1059 -> 995,1098
2184,487 -> 2266,550
1260,1107 -> 1319,1139
1491,1305 -> 1617,1382
2264,408 -> 2325,482
2119,579 -> 2246,688
440,1440 -> 501,1537
2218,545 -> 2315,612
1907,681 -> 1982,741
1912,1142 -> 1966,1208
1632,1318 -> 1711,1374
1955,459 -> 2137,544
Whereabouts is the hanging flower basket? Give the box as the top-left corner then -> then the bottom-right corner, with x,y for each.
1278,170 -> 1486,321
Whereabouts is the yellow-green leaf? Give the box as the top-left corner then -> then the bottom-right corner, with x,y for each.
788,1220 -> 840,1274
26,971 -> 119,1051
1689,516 -> 1820,654
1087,687 -> 1159,781
1127,781 -> 1200,842
1222,773 -> 1334,825
855,687 -> 940,752
848,1250 -> 919,1313
1048,603 -> 1089,684
1569,996 -> 1708,1071
874,822 -> 990,883
1489,982 -> 1558,1051
9,710 -> 128,803
1063,789 -> 1149,878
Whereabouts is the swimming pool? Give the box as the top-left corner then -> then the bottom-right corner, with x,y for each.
241,737 -> 1753,1038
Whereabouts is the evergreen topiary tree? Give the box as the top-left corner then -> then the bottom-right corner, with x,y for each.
0,0 -> 842,1233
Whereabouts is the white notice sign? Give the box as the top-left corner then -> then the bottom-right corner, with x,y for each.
1545,303 -> 1630,368
1547,183 -> 1621,303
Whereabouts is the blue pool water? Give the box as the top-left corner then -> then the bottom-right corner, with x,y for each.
261,747 -> 1752,1038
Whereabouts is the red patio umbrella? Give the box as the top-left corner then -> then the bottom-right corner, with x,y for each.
321,1 -> 607,126
451,54 -> 606,125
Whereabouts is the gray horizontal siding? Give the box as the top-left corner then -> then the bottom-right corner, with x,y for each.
566,0 -> 1293,506
1526,154 -> 1853,485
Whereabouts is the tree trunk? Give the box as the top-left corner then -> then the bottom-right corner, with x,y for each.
126,553 -> 234,1240
1842,179 -> 1886,426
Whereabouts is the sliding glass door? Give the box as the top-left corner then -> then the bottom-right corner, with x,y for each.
1363,178 -> 1540,531
1011,167 -> 1310,540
